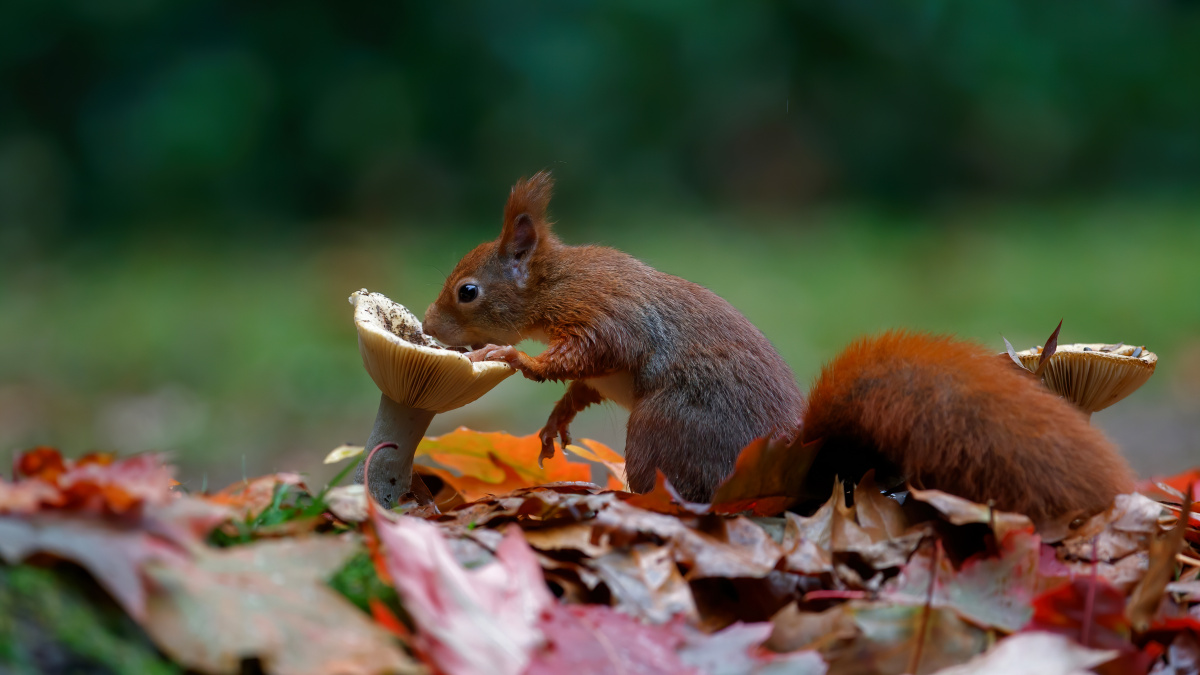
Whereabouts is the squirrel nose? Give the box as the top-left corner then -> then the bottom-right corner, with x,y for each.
423,305 -> 443,339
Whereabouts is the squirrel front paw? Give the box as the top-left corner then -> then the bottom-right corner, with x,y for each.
536,419 -> 571,468
468,343 -> 518,364
468,344 -> 546,382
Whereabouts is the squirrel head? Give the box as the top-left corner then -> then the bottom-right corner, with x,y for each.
424,171 -> 558,349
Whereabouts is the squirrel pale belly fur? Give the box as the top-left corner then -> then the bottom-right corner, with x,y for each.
424,172 -> 1136,522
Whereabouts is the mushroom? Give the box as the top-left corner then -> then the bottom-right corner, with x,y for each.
1013,342 -> 1157,419
350,289 -> 514,506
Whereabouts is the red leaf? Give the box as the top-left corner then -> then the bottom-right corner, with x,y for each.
368,598 -> 413,641
5,449 -> 176,516
1034,319 -> 1064,378
14,446 -> 67,482
528,605 -> 693,675
622,470 -> 709,516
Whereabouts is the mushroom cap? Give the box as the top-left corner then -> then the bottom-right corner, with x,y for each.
350,289 -> 514,413
1014,342 -> 1157,413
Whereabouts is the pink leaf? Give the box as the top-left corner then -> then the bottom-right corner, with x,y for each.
373,514 -> 553,675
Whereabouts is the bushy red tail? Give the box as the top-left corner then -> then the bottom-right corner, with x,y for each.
801,331 -> 1135,525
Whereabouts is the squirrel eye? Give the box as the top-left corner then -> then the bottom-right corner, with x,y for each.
457,284 -> 479,303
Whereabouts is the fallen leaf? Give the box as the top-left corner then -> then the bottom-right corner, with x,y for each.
325,484 -> 369,523
1034,319 -> 1064,378
324,444 -> 366,464
1026,578 -> 1135,654
0,514 -> 185,621
767,603 -> 859,653
1147,468 -> 1200,501
882,531 -> 1041,632
1058,493 -> 1164,562
142,535 -> 416,675
8,448 -> 178,516
832,601 -> 988,675
779,514 -> 834,575
785,494 -> 835,550
527,603 -> 693,675
931,631 -> 1117,675
13,446 -> 69,481
708,434 -> 822,517
563,440 -> 627,490
0,478 -> 63,514
623,470 -> 711,516
591,543 -> 698,623
676,621 -> 827,675
1059,552 -> 1150,594
415,429 -> 592,500
373,514 -> 552,675
205,472 -> 308,520
1127,490 -> 1192,631
908,486 -> 1035,541
677,516 -> 784,580
1148,631 -> 1199,675
854,471 -> 908,540
1002,336 -> 1025,370
522,522 -> 613,559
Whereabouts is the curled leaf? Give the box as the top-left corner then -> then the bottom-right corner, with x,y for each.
1034,319 -> 1063,378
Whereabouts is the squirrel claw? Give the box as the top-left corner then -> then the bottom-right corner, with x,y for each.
538,425 -> 559,467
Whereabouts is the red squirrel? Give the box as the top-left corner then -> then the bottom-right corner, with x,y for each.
801,331 -> 1135,524
423,171 -> 804,501
424,172 -> 1136,523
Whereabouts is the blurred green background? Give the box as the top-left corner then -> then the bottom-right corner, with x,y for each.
1,1 -> 1198,489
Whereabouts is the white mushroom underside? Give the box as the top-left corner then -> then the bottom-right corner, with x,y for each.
1016,343 -> 1156,413
352,290 -> 513,413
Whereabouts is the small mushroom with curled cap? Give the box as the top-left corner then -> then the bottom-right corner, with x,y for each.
1013,342 -> 1157,420
349,289 -> 515,506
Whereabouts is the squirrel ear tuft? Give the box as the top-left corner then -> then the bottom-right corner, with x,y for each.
499,171 -> 554,286
502,171 -> 554,234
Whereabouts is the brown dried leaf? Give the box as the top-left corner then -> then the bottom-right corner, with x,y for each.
622,470 -> 710,516
142,535 -> 415,675
676,516 -> 785,580
908,486 -> 1035,541
591,543 -> 697,623
779,514 -> 834,575
767,603 -> 859,654
1034,319 -> 1064,378
1058,493 -> 1164,561
832,601 -> 988,675
854,470 -> 909,540
522,523 -> 613,559
709,435 -> 822,516
1127,490 -> 1193,631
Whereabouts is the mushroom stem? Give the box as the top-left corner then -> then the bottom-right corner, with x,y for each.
353,393 -> 436,508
